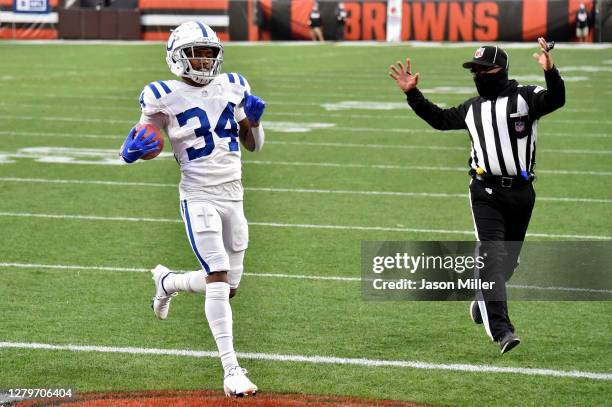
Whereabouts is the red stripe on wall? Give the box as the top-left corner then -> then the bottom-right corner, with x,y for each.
139,0 -> 228,10
0,27 -> 57,39
290,0 -> 314,40
258,0 -> 272,40
522,0 -> 547,41
247,0 -> 258,41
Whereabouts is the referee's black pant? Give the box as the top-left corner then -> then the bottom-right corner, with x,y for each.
469,179 -> 536,341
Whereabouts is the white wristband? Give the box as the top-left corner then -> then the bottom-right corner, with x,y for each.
251,124 -> 265,152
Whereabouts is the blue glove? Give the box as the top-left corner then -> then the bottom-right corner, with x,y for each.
121,127 -> 159,163
244,93 -> 266,123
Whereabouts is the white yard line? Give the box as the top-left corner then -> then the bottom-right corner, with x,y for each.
0,211 -> 609,240
1,101 -> 607,121
1,262 -> 611,294
1,121 -> 611,145
1,128 -> 610,154
0,177 -> 609,204
267,140 -> 612,156
0,341 -> 609,381
242,160 -> 612,177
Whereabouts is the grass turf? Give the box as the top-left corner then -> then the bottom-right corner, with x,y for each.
0,42 -> 610,406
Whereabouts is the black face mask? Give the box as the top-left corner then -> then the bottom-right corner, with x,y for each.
473,70 -> 509,99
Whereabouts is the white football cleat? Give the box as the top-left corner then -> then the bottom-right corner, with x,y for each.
151,264 -> 177,320
223,367 -> 257,397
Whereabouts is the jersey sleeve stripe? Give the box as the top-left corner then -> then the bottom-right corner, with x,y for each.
147,83 -> 162,99
237,74 -> 245,87
157,80 -> 172,94
227,73 -> 235,83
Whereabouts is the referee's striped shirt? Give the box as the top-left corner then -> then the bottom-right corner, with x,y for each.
405,67 -> 565,177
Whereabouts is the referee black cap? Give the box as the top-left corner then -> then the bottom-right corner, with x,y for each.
462,45 -> 509,71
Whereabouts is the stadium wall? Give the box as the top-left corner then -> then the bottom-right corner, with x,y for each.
0,0 -> 608,42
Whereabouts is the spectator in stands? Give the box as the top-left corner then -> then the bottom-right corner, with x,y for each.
575,3 -> 590,42
335,2 -> 347,41
309,2 -> 324,42
336,2 -> 347,41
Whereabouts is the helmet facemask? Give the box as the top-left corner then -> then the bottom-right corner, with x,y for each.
174,43 -> 223,85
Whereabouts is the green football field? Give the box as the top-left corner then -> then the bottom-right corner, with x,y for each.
0,42 -> 610,406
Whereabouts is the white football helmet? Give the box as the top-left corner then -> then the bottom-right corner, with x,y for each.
165,21 -> 223,85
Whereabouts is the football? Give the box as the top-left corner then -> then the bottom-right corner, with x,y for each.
135,123 -> 164,160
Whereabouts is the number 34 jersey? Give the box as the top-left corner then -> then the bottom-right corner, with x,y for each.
138,73 -> 251,196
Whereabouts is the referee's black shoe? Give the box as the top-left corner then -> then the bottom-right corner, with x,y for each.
498,332 -> 521,354
470,301 -> 483,324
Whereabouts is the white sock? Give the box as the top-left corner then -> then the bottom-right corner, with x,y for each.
162,271 -> 207,294
205,282 -> 239,374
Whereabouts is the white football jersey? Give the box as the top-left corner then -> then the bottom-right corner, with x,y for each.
138,73 -> 251,197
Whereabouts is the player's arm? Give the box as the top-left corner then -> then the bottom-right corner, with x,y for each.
529,37 -> 565,119
389,58 -> 467,130
120,85 -> 168,164
237,94 -> 266,152
238,119 -> 258,152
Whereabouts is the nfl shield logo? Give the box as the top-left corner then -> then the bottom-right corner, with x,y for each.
474,47 -> 485,59
515,121 -> 525,132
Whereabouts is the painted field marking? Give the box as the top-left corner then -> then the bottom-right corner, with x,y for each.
3,128 -> 612,151
1,112 -> 611,129
0,211 -> 609,240
2,96 -> 610,118
2,262 -> 611,295
268,140 -> 612,156
0,177 -> 609,204
0,341 -> 610,381
1,147 -> 609,176
242,160 -> 612,177
0,111 -> 611,139
2,128 -> 610,141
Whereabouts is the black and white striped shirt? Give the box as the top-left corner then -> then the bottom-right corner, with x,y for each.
405,67 -> 565,177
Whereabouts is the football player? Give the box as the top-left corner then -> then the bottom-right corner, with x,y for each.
119,21 -> 265,397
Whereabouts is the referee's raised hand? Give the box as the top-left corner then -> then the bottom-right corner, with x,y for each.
389,58 -> 420,93
532,37 -> 554,71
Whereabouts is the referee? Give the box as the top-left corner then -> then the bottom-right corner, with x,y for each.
389,38 -> 565,353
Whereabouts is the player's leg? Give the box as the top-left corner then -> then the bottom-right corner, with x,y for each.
177,200 -> 237,369
222,200 -> 249,298
315,27 -> 324,41
228,251 -> 245,299
150,201 -> 212,319
494,184 -> 536,342
502,184 -> 535,280
180,199 -> 255,396
212,199 -> 257,396
469,181 -> 515,349
152,265 -> 207,295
